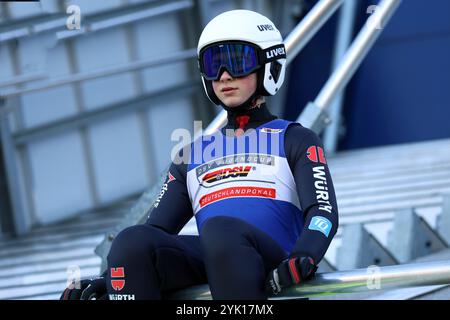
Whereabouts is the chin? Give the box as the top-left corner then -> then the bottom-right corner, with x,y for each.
222,98 -> 244,108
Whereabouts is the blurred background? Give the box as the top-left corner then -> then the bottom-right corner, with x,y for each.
0,0 -> 449,300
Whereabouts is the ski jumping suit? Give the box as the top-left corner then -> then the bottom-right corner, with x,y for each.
106,104 -> 339,300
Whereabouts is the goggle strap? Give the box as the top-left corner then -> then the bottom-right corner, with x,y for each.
261,44 -> 286,64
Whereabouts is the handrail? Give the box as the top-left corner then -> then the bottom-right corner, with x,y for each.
204,0 -> 344,135
318,0 -> 401,109
0,48 -> 197,98
298,0 -> 402,133
56,0 -> 193,40
0,73 -> 46,88
168,260 -> 450,299
323,0 -> 358,153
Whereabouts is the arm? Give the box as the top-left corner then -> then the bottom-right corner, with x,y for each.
145,145 -> 194,235
286,124 -> 339,263
266,125 -> 339,295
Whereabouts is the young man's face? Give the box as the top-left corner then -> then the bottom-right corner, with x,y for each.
212,70 -> 257,108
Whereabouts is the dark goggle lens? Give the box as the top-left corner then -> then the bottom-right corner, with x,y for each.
201,43 -> 259,80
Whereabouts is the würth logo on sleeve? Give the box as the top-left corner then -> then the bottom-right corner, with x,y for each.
307,146 -> 333,214
307,146 -> 327,164
110,267 -> 125,291
312,166 -> 333,214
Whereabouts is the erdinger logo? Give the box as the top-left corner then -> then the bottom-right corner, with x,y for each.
202,166 -> 253,184
307,146 -> 327,164
110,267 -> 125,291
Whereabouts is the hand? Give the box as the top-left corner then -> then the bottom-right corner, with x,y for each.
265,256 -> 317,295
60,277 -> 107,300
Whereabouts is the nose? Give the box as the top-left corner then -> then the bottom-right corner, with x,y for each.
219,70 -> 233,82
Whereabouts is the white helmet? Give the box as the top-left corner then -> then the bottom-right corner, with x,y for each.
197,10 -> 287,105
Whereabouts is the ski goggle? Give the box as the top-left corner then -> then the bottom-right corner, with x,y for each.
199,42 -> 261,81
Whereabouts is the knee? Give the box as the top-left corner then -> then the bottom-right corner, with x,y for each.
107,224 -> 166,261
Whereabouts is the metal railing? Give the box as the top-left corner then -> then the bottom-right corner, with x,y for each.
0,0 -> 193,44
167,260 -> 450,300
298,0 -> 402,133
323,0 -> 358,153
56,0 -> 193,40
0,48 -> 198,98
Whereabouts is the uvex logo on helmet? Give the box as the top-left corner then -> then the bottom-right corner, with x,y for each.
257,24 -> 274,31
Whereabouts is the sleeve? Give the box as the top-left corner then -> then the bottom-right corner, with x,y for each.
144,145 -> 194,235
285,124 -> 339,264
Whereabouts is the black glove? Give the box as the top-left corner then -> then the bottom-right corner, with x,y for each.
60,276 -> 107,300
265,256 -> 318,295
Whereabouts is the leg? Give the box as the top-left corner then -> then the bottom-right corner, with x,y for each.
200,216 -> 288,300
106,224 -> 207,299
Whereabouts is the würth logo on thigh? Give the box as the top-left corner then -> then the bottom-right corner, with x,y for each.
110,267 -> 125,291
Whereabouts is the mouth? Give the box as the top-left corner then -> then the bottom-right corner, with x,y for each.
221,87 -> 237,92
